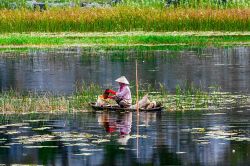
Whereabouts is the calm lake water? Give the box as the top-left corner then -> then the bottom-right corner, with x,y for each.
0,46 -> 249,94
0,46 -> 249,165
0,110 -> 249,165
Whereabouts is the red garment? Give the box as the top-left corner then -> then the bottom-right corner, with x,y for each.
103,122 -> 116,133
105,89 -> 116,95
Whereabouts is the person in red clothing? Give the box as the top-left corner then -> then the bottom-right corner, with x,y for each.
105,76 -> 132,108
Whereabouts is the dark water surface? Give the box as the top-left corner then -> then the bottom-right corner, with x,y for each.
0,46 -> 249,94
0,110 -> 249,166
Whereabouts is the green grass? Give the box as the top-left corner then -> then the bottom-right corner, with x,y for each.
0,36 -> 64,45
0,33 -> 249,47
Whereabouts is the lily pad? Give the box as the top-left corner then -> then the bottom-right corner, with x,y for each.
79,148 -> 102,152
17,134 -> 55,144
5,130 -> 21,135
73,153 -> 93,156
32,127 -> 52,131
24,146 -> 58,148
176,152 -> 187,154
92,139 -> 110,144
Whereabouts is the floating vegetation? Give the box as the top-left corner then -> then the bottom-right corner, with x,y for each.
130,135 -> 148,139
63,143 -> 92,147
23,145 -> 58,148
73,153 -> 93,156
32,127 -> 52,131
52,131 -> 111,146
19,126 -> 32,129
0,123 -> 29,128
15,135 -> 56,144
79,148 -> 102,152
5,143 -> 21,146
196,141 -> 210,145
5,130 -> 21,135
6,164 -> 43,166
203,113 -> 227,116
0,126 -> 6,129
53,132 -> 92,140
187,127 -> 250,143
190,128 -> 206,133
156,85 -> 249,111
176,152 -> 187,154
92,139 -> 110,144
118,147 -> 131,150
23,119 -> 49,123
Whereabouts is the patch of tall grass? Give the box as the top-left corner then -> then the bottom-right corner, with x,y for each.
0,7 -> 249,32
0,83 -> 248,113
0,83 -> 102,113
0,0 -> 249,9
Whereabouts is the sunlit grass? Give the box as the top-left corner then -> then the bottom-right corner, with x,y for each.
0,7 -> 249,32
0,34 -> 249,46
0,0 -> 249,9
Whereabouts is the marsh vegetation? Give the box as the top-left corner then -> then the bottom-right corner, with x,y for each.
0,83 -> 248,113
0,7 -> 249,33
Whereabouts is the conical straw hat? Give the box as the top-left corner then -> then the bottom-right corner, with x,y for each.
115,76 -> 129,85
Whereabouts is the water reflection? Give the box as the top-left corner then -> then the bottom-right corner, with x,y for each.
0,109 -> 249,165
0,46 -> 249,94
98,112 -> 132,145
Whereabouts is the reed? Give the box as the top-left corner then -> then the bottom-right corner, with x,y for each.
0,83 -> 248,113
0,7 -> 249,33
0,84 -> 103,113
156,84 -> 248,111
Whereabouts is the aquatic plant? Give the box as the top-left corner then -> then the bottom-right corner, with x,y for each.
0,83 -> 248,113
154,83 -> 249,111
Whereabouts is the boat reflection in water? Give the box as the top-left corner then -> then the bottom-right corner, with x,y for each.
98,112 -> 132,145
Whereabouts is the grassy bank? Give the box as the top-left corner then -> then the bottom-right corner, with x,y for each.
0,83 -> 248,114
0,8 -> 249,32
0,32 -> 249,48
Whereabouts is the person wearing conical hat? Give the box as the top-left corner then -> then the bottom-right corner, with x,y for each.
105,76 -> 132,108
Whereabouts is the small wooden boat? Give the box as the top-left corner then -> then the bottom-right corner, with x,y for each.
90,102 -> 164,112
